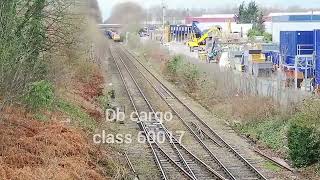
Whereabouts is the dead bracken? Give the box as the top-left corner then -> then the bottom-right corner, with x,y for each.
0,108 -> 112,180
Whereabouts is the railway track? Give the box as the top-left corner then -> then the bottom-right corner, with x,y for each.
113,44 -> 269,180
110,46 -> 225,180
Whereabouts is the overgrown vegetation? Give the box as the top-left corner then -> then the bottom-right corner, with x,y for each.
56,99 -> 97,131
238,99 -> 320,168
247,29 -> 272,42
0,113 -> 117,179
167,55 -> 184,76
0,0 -> 107,139
24,80 -> 54,111
0,0 -> 131,179
166,55 -> 200,93
0,0 -> 50,109
0,0 -> 72,110
238,1 -> 260,24
238,1 -> 272,42
0,0 -> 105,112
287,100 -> 320,167
238,116 -> 289,151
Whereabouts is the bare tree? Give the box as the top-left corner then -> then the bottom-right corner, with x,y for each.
105,2 -> 144,24
0,0 -> 87,110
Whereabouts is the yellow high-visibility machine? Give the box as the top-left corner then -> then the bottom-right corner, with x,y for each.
163,25 -> 171,43
187,26 -> 221,52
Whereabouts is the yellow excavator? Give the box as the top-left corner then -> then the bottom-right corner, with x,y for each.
187,26 -> 221,52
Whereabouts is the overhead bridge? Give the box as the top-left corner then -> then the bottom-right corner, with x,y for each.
98,24 -> 122,29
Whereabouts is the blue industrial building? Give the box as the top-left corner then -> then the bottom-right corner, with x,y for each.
280,29 -> 320,87
169,25 -> 192,42
270,12 -> 320,43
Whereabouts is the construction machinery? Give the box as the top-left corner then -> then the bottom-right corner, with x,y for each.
187,21 -> 221,52
206,40 -> 221,63
198,35 -> 222,63
244,50 -> 273,77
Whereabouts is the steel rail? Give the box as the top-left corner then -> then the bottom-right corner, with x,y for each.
116,46 -> 226,180
110,47 -> 168,179
117,45 -> 235,180
120,45 -> 268,180
114,46 -> 198,179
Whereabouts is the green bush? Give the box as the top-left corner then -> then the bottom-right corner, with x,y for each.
183,63 -> 199,81
97,91 -> 112,111
0,0 -> 47,107
247,28 -> 272,42
263,32 -> 272,42
247,28 -> 263,38
183,63 -> 200,92
287,100 -> 320,167
24,80 -> 54,111
238,117 -> 288,151
167,55 -> 183,75
288,124 -> 320,167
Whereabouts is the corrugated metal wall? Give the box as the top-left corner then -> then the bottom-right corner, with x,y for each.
280,31 -> 296,56
273,15 -> 320,22
272,22 -> 320,42
280,31 -> 314,64
315,30 -> 320,56
280,31 -> 315,66
316,57 -> 320,85
315,30 -> 320,85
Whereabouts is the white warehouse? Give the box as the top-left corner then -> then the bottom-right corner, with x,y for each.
268,12 -> 320,43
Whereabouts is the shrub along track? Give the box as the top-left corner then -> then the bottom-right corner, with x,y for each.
110,42 -> 270,180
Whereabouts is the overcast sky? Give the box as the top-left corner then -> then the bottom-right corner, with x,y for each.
97,0 -> 319,21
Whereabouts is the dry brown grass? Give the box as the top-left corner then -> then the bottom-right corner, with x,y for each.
182,75 -> 278,123
0,44 -> 125,180
74,72 -> 104,102
0,108 -> 112,180
230,96 -> 276,121
211,96 -> 277,123
128,38 -> 284,124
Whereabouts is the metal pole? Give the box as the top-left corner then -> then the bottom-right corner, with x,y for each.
295,56 -> 298,89
305,57 -> 308,91
179,28 -> 182,42
125,32 -> 129,45
146,8 -> 148,26
162,0 -> 166,44
162,0 -> 165,28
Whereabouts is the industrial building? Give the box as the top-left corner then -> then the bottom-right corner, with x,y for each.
183,12 -> 320,43
268,11 -> 320,42
164,11 -> 320,91
144,10 -> 320,92
185,14 -> 252,36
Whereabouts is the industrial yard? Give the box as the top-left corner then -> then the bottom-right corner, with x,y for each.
102,1 -> 320,179
1,0 -> 320,180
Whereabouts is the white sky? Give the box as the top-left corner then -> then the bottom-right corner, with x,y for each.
97,0 -> 319,21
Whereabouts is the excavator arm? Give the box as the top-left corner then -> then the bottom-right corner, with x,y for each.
188,26 -> 221,48
198,27 -> 221,43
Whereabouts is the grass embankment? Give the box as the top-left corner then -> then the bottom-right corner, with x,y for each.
0,0 -> 129,179
127,36 -> 320,177
0,65 -> 128,179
